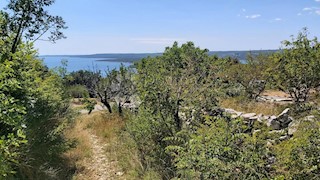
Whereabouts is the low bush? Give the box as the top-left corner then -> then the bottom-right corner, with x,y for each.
67,85 -> 89,98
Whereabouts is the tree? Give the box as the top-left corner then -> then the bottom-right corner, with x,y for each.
0,40 -> 71,178
1,0 -> 67,55
129,42 -> 219,178
226,53 -> 271,99
90,65 -> 135,114
0,2 -> 70,178
67,70 -> 101,97
136,42 -> 218,131
271,28 -> 320,103
114,65 -> 136,115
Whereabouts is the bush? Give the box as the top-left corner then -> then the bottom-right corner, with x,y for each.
67,85 -> 89,98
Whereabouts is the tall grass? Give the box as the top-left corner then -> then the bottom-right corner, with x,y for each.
63,111 -> 143,179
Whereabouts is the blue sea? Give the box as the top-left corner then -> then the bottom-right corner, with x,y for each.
40,56 -> 132,73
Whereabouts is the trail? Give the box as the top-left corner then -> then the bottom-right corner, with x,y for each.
69,110 -> 125,180
76,129 -> 124,180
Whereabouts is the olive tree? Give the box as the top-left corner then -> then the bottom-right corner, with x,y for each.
90,65 -> 135,114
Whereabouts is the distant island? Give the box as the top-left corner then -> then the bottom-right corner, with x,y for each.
42,50 -> 278,63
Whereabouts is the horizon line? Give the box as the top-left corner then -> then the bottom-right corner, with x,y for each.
39,49 -> 278,56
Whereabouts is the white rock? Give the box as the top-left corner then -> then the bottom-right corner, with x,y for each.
304,115 -> 315,121
224,108 -> 237,114
241,113 -> 256,119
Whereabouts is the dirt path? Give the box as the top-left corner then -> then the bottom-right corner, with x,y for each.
66,112 -> 125,180
79,104 -> 108,114
75,129 -> 124,180
79,132 -> 121,180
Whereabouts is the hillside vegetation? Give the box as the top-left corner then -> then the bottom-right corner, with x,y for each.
1,1 -> 320,179
64,30 -> 320,179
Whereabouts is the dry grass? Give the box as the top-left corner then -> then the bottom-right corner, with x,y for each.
63,111 -> 142,179
88,112 -> 143,179
62,113 -> 94,178
262,90 -> 290,97
220,96 -> 286,116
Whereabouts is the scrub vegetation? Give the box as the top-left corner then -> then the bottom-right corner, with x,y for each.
1,1 -> 320,179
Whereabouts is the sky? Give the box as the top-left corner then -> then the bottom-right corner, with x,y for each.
1,0 -> 320,55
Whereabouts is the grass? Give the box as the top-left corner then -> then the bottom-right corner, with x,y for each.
62,113 -> 94,179
63,110 -> 143,179
219,96 -> 286,116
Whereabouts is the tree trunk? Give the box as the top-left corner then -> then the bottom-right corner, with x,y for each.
10,22 -> 23,56
97,92 -> 112,113
118,101 -> 123,116
101,100 -> 112,113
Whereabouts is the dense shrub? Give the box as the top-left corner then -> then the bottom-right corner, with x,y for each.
0,41 -> 73,178
67,84 -> 89,98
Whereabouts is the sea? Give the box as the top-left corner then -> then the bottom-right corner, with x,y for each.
40,50 -> 270,73
40,56 -> 132,73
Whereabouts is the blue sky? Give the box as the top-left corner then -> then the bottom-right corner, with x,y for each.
1,0 -> 320,55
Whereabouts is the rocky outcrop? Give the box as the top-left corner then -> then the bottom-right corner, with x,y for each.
257,96 -> 293,103
223,108 -> 293,130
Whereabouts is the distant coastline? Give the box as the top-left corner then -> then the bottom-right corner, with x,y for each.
40,49 -> 278,63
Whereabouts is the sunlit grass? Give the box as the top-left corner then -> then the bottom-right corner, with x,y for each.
219,96 -> 286,116
63,111 -> 142,179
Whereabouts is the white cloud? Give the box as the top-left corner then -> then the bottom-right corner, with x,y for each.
315,0 -> 320,2
303,7 -> 313,11
269,18 -> 283,23
300,7 -> 320,15
246,14 -> 261,19
242,8 -> 246,12
130,38 -> 186,45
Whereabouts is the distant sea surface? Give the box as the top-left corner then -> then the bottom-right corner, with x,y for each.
40,56 -> 132,72
40,50 -> 277,72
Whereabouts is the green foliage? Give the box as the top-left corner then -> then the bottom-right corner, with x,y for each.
167,116 -> 270,179
1,0 -> 67,54
226,53 -> 271,99
270,28 -> 320,103
274,120 -> 320,179
135,42 -> 218,129
127,108 -> 175,179
67,84 -> 89,98
0,40 -> 72,178
66,70 -> 101,97
129,42 -> 225,178
212,57 -> 242,97
82,98 -> 97,114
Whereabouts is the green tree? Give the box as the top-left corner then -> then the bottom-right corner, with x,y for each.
226,53 -> 271,99
0,40 -> 71,178
1,0 -> 67,55
271,28 -> 320,103
0,4 -> 70,177
129,42 -> 219,178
